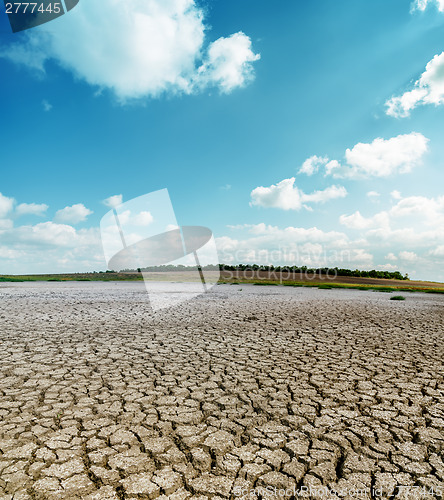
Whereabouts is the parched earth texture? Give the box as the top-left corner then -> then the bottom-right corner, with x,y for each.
0,282 -> 443,499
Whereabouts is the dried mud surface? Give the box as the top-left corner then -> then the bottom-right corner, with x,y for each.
0,282 -> 443,499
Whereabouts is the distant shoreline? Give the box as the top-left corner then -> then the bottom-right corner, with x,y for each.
1,271 -> 444,293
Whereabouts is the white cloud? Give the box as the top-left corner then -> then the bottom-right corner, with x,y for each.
325,160 -> 341,176
335,192 -> 444,280
297,134 -> 428,180
298,155 -> 329,176
339,211 -> 390,230
250,178 -> 347,210
196,32 -> 260,93
0,219 -> 13,230
0,194 -> 104,273
386,52 -> 444,117
391,190 -> 402,200
2,221 -> 77,247
16,203 -> 48,217
336,133 -> 429,179
399,251 -> 418,262
367,191 -> 380,200
376,263 -> 399,271
132,211 -> 154,226
0,193 -> 14,218
385,252 -> 398,261
389,195 -> 444,225
302,185 -> 348,204
118,209 -> 153,226
103,194 -> 123,209
0,0 -> 259,101
42,99 -> 52,112
412,0 -> 444,11
341,194 -> 444,232
218,224 -> 374,268
0,221 -> 104,274
54,204 -> 93,224
429,245 -> 444,257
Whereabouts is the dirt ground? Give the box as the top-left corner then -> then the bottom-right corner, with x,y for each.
0,282 -> 443,499
218,271 -> 444,289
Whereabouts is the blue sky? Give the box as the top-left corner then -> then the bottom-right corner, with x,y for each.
1,0 -> 444,280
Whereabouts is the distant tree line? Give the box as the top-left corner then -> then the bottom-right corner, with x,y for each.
219,264 -> 408,280
120,264 -> 408,280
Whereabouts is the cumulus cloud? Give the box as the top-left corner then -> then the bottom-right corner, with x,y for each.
218,224 -> 373,269
429,245 -> 444,257
367,191 -> 380,200
324,160 -> 341,176
385,252 -> 398,261
2,221 -> 77,247
412,0 -> 444,11
0,193 -> 14,218
338,133 -> 429,178
250,178 -> 347,210
399,250 -> 418,262
0,0 -> 259,101
297,134 -> 428,180
117,210 -> 154,226
16,203 -> 48,217
390,195 -> 444,224
54,204 -> 93,224
339,211 -> 390,230
0,193 -> 104,273
0,222 -> 104,273
0,219 -> 13,230
341,194 -> 444,231
195,32 -> 260,93
324,192 -> 444,280
338,192 -> 444,277
103,194 -> 123,209
298,155 -> 329,176
386,53 -> 444,117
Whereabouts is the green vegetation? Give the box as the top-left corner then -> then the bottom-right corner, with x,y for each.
219,278 -> 444,294
0,272 -> 144,282
120,264 -> 409,280
390,295 -> 406,301
371,287 -> 397,293
219,264 -> 409,280
1,264 -> 444,295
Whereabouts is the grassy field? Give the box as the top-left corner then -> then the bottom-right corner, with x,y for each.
0,272 -> 144,282
218,270 -> 444,294
1,270 -> 444,294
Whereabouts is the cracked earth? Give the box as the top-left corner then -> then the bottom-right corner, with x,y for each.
0,282 -> 443,499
